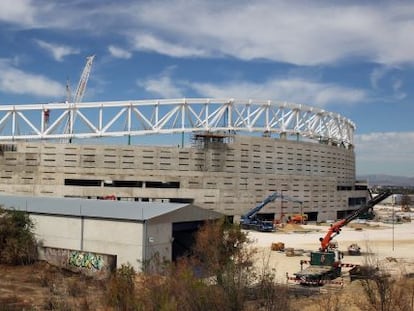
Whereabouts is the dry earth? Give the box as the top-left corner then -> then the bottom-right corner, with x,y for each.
1,205 -> 413,310
248,219 -> 414,283
0,261 -> 107,310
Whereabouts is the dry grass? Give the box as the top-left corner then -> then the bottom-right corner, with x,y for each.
0,261 -> 105,310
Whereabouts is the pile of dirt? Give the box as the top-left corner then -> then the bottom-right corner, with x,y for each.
279,223 -> 317,233
279,223 -> 302,231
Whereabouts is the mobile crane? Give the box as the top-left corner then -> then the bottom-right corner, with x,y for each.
240,191 -> 302,232
293,189 -> 392,285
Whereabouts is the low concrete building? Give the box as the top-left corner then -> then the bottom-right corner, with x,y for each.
0,194 -> 221,274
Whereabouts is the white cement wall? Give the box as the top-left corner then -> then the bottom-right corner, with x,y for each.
83,218 -> 144,271
31,214 -> 148,271
32,215 -> 82,250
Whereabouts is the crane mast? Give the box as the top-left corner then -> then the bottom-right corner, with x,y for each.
64,55 -> 95,141
73,55 -> 95,104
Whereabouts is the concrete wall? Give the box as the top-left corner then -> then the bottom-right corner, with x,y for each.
33,215 -> 82,250
83,218 -> 144,270
39,247 -> 116,279
146,222 -> 173,264
31,214 -> 147,271
0,135 -> 365,221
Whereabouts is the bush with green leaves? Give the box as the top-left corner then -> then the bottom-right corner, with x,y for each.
0,207 -> 38,265
106,263 -> 137,310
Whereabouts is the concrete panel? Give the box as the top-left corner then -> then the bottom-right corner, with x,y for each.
31,215 -> 82,250
83,218 -> 144,270
146,222 -> 173,263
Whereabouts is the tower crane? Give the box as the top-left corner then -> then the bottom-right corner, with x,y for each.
63,55 -> 95,142
73,55 -> 95,104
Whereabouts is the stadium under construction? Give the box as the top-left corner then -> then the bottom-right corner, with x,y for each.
0,98 -> 368,223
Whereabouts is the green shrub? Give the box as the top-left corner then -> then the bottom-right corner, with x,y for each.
106,263 -> 137,310
0,208 -> 38,265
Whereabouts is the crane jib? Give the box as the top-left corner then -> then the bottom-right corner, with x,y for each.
320,189 -> 392,251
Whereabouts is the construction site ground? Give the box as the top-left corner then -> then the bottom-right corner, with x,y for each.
248,205 -> 414,284
1,204 -> 413,310
245,205 -> 414,310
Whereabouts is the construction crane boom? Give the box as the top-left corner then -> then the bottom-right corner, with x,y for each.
73,55 -> 95,104
319,189 -> 392,251
63,55 -> 95,141
240,191 -> 303,231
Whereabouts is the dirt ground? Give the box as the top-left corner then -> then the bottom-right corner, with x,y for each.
1,205 -> 413,310
247,208 -> 414,311
0,261 -> 107,310
248,219 -> 414,283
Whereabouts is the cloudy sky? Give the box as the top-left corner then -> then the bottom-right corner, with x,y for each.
0,0 -> 413,177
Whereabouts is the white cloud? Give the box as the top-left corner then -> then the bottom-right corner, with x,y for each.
369,66 -> 407,100
370,67 -> 390,89
108,45 -> 132,59
189,78 -> 366,107
126,1 -> 414,65
0,60 -> 64,97
35,40 -> 80,61
137,68 -> 184,98
355,132 -> 414,177
392,78 -> 406,100
132,33 -> 208,58
0,0 -> 36,26
4,1 -> 414,66
137,67 -> 366,106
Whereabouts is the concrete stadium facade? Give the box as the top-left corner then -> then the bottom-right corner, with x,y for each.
0,133 -> 367,222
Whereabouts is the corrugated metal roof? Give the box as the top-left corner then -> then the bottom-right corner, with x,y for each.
0,194 -> 188,221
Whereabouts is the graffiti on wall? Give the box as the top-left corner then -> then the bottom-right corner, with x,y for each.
68,251 -> 104,270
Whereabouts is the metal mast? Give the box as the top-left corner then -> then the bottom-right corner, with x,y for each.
64,55 -> 95,142
73,55 -> 95,104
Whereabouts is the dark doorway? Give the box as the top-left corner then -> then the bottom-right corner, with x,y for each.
307,212 -> 318,222
172,221 -> 204,261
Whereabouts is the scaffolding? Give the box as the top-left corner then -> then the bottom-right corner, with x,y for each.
191,132 -> 234,149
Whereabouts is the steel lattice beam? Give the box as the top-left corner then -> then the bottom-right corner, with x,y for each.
0,98 -> 355,146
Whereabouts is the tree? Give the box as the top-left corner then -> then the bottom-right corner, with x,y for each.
0,207 -> 38,265
192,218 -> 257,310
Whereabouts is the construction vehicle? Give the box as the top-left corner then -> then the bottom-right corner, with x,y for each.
287,214 -> 308,225
292,189 -> 392,285
240,192 -> 279,232
274,193 -> 304,225
347,243 -> 361,256
240,192 -> 303,232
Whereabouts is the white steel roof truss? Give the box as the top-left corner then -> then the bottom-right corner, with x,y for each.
131,106 -> 153,130
0,99 -> 354,146
16,111 -> 41,136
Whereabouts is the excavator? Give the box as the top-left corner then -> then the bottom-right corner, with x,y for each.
293,189 -> 392,285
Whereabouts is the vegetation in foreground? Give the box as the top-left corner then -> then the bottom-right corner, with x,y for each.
0,207 -> 37,265
1,212 -> 414,310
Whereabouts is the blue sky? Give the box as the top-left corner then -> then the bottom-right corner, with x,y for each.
0,0 -> 413,177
